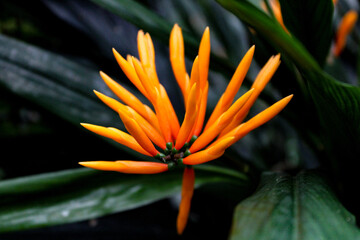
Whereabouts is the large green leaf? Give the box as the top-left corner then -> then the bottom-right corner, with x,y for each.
229,171 -> 360,240
0,33 -> 149,159
279,0 -> 333,67
217,0 -> 360,161
89,0 -> 236,76
0,165 -> 248,233
217,0 -> 319,72
0,34 -> 117,126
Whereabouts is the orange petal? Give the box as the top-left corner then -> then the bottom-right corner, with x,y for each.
219,54 -> 281,136
93,91 -> 162,145
126,106 -> 167,150
204,46 -> 255,131
190,89 -> 254,153
233,94 -> 293,141
132,56 -> 158,104
334,10 -> 358,57
175,83 -> 199,150
137,31 -> 160,87
183,137 -> 234,165
198,27 -> 210,90
118,108 -> 159,156
152,87 -> 173,143
212,94 -> 293,147
270,0 -> 289,33
80,123 -> 151,156
192,81 -> 209,137
159,84 -> 180,139
99,72 -> 159,128
177,167 -> 195,235
184,56 -> 199,106
93,90 -> 124,112
170,24 -> 188,98
79,161 -> 168,174
112,48 -> 149,98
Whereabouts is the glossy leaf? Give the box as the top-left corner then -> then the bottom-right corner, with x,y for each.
0,34 -> 117,125
89,0 -> 235,75
229,171 -> 360,240
0,33 -> 149,158
217,0 -> 360,164
0,165 -> 248,233
279,0 -> 333,66
217,0 -> 319,72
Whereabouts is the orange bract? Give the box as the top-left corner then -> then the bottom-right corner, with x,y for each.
79,161 -> 168,174
79,24 -> 292,235
177,167 -> 195,235
334,10 -> 358,57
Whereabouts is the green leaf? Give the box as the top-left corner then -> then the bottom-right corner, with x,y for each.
216,0 -> 319,72
306,71 -> 360,156
217,0 -> 360,159
89,0 -> 235,75
0,34 -> 115,126
229,171 -> 360,240
279,0 -> 333,67
0,33 -> 148,158
0,165 -> 248,233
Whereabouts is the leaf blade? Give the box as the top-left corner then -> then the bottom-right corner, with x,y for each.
279,0 -> 333,66
0,165 -> 248,233
229,171 -> 360,240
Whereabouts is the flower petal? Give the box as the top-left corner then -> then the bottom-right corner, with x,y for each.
118,108 -> 160,156
198,27 -> 210,90
177,167 -> 195,235
204,46 -> 255,131
112,48 -> 149,99
159,84 -> 180,139
212,94 -> 293,147
334,10 -> 358,57
80,123 -> 152,156
219,54 -> 281,136
137,30 -> 160,87
190,88 -> 254,153
170,24 -> 188,98
192,81 -> 209,137
153,87 -> 173,143
79,161 -> 168,174
132,56 -> 158,104
126,106 -> 167,150
175,83 -> 199,150
99,71 -> 159,127
183,137 -> 234,165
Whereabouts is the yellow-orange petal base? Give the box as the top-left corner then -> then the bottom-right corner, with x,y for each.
79,24 -> 292,234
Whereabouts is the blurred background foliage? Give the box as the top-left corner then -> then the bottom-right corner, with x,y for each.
0,0 -> 359,239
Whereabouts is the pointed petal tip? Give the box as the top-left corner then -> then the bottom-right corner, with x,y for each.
80,123 -> 89,127
283,94 -> 294,103
112,48 -> 121,57
78,161 -> 95,167
99,71 -> 106,77
248,45 -> 255,53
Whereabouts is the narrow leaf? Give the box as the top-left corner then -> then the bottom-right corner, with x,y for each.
279,0 -> 333,66
0,165 -> 248,233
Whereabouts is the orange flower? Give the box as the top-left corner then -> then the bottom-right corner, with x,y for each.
262,0 -> 289,33
334,10 -> 358,57
79,24 -> 292,234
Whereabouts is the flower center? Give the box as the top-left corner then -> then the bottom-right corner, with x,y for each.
155,135 -> 197,169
